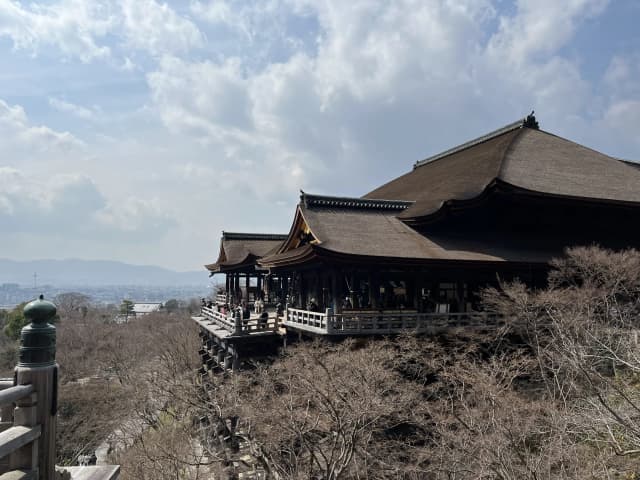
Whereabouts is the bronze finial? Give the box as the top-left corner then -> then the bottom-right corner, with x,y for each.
20,295 -> 57,366
524,111 -> 539,129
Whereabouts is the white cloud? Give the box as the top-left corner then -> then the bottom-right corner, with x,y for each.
604,55 -> 640,100
0,98 -> 84,154
48,97 -> 97,120
0,0 -> 203,62
120,0 -> 204,56
147,56 -> 251,137
138,0 -> 519,262
0,165 -> 177,238
191,0 -> 245,32
0,0 -> 113,62
487,0 -> 609,64
94,196 -> 176,234
0,167 -> 105,230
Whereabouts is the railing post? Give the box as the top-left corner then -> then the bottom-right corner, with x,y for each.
234,309 -> 243,336
325,308 -> 334,335
14,295 -> 58,480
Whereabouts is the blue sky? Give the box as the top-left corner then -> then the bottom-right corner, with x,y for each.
0,0 -> 638,270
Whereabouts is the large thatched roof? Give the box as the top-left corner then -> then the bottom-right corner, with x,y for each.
365,117 -> 640,222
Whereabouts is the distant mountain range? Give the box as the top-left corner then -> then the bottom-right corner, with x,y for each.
0,258 -> 210,287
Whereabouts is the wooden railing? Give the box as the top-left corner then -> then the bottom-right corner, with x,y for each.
0,382 -> 41,479
201,306 -> 278,335
286,308 -> 332,334
215,293 -> 227,304
202,306 -> 236,331
285,308 -> 503,335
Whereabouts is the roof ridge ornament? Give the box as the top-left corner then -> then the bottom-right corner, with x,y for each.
523,110 -> 539,129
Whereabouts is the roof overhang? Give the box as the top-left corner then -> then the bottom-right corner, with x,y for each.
402,179 -> 640,227
260,242 -> 551,271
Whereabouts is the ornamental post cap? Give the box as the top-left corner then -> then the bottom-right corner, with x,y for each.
19,295 -> 57,367
23,294 -> 57,325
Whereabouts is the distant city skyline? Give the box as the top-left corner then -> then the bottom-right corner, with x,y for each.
1,0 -> 639,270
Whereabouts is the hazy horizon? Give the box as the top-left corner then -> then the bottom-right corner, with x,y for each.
0,258 -> 213,288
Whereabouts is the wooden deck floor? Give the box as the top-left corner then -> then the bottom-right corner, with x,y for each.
192,315 -> 283,340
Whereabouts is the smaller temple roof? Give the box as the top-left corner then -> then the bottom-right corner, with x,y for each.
205,232 -> 288,274
260,192 -> 553,268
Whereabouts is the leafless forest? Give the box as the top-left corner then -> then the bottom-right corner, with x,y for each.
2,246 -> 640,479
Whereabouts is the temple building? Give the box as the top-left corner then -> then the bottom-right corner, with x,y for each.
195,114 -> 640,354
205,232 -> 288,304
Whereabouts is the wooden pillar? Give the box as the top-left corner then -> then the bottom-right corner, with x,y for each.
232,351 -> 241,372
232,274 -> 236,302
406,274 -> 416,310
313,271 -> 322,308
296,272 -> 302,307
283,276 -> 289,303
383,279 -> 393,308
371,273 -> 379,309
245,274 -> 250,301
225,274 -> 230,298
257,274 -> 263,299
456,282 -> 466,313
349,273 -> 357,309
330,270 -> 338,312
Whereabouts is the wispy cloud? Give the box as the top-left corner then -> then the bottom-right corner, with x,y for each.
48,97 -> 97,120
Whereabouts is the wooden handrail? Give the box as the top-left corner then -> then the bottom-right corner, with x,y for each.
0,426 -> 40,460
201,306 -> 279,335
201,306 -> 235,330
0,388 -> 34,409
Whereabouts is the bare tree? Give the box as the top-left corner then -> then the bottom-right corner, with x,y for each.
481,246 -> 640,473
